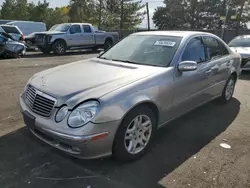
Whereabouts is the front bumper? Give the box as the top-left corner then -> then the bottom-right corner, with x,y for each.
19,94 -> 121,159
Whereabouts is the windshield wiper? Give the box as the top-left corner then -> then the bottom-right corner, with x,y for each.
98,56 -> 109,60
111,59 -> 141,65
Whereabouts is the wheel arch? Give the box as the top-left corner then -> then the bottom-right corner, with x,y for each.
231,72 -> 237,81
105,37 -> 113,44
52,38 -> 67,47
119,100 -> 160,129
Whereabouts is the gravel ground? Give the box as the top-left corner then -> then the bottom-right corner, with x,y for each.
0,52 -> 250,188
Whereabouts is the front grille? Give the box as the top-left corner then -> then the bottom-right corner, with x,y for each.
35,34 -> 46,44
25,85 -> 56,117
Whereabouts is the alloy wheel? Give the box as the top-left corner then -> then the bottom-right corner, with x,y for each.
124,114 -> 152,155
56,44 -> 65,54
225,78 -> 235,100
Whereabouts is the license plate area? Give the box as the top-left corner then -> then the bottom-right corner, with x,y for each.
36,39 -> 44,44
23,111 -> 36,131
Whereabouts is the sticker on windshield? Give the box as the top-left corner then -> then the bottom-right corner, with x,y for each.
154,40 -> 176,47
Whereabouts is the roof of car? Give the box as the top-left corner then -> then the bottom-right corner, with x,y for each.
60,23 -> 92,25
132,31 -> 213,38
0,24 -> 18,27
233,35 -> 250,39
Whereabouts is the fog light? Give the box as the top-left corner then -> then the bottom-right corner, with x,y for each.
55,106 -> 68,122
71,146 -> 81,152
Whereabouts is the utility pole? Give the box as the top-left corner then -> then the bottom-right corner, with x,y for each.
236,0 -> 245,36
221,5 -> 229,40
146,2 -> 150,30
120,0 -> 124,30
98,0 -> 102,29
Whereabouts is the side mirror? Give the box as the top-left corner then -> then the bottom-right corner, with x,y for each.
178,61 -> 198,72
99,51 -> 104,56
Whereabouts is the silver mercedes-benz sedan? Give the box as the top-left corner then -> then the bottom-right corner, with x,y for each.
19,31 -> 241,161
229,35 -> 250,70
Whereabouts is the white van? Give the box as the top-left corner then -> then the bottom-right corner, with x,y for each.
6,21 -> 46,36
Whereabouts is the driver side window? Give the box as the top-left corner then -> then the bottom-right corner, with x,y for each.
182,37 -> 207,63
69,25 -> 81,34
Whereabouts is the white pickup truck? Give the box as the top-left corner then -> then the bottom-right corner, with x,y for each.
35,23 -> 119,55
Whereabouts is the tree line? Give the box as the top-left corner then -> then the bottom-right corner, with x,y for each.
0,0 -> 145,30
1,0 -> 249,33
153,0 -> 250,35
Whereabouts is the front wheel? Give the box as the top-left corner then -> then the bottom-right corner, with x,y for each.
218,75 -> 236,103
112,106 -> 156,162
52,41 -> 66,55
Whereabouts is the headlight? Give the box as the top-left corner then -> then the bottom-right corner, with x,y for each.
68,101 -> 99,128
55,106 -> 69,122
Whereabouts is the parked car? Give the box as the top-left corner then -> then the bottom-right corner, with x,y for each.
24,32 -> 39,51
34,23 -> 119,55
19,31 -> 241,161
229,35 -> 250,69
6,21 -> 46,36
0,32 -> 26,58
0,24 -> 24,41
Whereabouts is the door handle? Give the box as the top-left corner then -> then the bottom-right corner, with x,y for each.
226,61 -> 231,66
211,66 -> 219,72
205,70 -> 212,74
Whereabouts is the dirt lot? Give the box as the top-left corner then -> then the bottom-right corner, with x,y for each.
0,52 -> 250,188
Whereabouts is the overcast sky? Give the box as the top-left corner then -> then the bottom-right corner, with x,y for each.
0,0 -> 164,28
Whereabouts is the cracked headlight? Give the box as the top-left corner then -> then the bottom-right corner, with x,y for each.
68,101 -> 99,128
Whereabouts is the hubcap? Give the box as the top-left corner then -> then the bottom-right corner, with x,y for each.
124,115 -> 152,155
225,79 -> 235,100
56,44 -> 64,53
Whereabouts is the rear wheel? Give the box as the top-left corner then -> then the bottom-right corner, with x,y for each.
52,41 -> 66,55
104,39 -> 113,50
218,75 -> 236,103
113,106 -> 156,162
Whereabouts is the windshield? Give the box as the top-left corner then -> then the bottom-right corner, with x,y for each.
99,35 -> 182,67
0,35 -> 7,43
1,26 -> 21,34
228,37 -> 250,47
49,24 -> 71,32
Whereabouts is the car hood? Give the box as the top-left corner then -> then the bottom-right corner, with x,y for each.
230,47 -> 250,56
29,58 -> 162,107
35,31 -> 66,35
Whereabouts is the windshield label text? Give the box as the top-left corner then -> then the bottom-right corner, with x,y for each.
154,40 -> 176,47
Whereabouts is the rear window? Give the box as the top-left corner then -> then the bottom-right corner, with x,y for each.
228,37 -> 250,47
1,26 -> 21,34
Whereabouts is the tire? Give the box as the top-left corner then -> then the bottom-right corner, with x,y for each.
218,75 -> 236,104
104,39 -> 113,50
91,47 -> 99,52
52,40 -> 66,55
112,106 -> 156,162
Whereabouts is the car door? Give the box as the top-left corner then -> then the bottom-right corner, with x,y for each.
82,25 -> 95,46
202,36 -> 232,98
66,24 -> 83,46
171,36 -> 210,117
